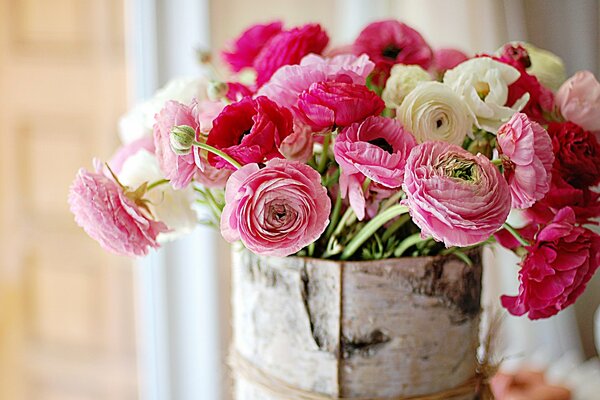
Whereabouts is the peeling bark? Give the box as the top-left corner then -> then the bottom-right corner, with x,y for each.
232,250 -> 481,400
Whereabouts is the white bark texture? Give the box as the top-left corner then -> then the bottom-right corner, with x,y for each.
231,249 -> 482,400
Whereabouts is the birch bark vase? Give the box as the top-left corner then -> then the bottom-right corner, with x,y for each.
231,248 -> 482,400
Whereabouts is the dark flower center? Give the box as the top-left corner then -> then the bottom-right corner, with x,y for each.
368,138 -> 395,154
238,128 -> 252,143
382,44 -> 401,60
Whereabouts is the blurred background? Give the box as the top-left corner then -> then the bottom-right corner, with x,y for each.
0,0 -> 599,399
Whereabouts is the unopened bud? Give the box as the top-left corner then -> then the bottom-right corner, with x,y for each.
207,81 -> 229,101
170,125 -> 196,155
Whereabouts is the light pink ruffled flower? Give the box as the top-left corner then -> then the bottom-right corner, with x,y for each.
403,141 -> 511,247
220,159 -> 330,256
278,125 -> 314,162
109,136 -> 155,173
153,100 -> 198,189
296,79 -> 385,131
257,53 -> 374,110
556,71 -> 600,132
69,168 -> 168,257
502,207 -> 600,319
497,113 -> 554,209
335,115 -> 416,189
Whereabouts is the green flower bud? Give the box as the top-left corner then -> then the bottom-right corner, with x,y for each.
170,125 -> 196,155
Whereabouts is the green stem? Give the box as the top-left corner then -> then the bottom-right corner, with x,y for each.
503,223 -> 530,247
379,190 -> 404,212
362,177 -> 372,193
381,214 -> 411,242
394,232 -> 425,257
193,141 -> 242,169
147,178 -> 170,191
491,158 -> 503,166
324,191 -> 343,239
341,204 -> 409,260
204,188 -> 223,213
318,134 -> 331,173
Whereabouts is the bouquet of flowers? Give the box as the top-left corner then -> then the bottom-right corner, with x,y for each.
69,19 -> 600,321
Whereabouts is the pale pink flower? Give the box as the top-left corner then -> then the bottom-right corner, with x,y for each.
69,168 -> 168,257
109,136 -> 155,173
556,71 -> 600,132
153,100 -> 198,189
497,113 -> 554,209
334,116 -> 416,188
220,159 -> 330,256
257,53 -> 374,110
278,126 -> 314,162
403,141 -> 511,247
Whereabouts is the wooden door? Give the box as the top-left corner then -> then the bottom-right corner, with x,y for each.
0,1 -> 139,399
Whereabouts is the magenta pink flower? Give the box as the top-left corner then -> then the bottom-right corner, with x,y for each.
502,207 -> 600,319
403,141 -> 511,247
556,71 -> 600,132
220,159 -> 331,256
69,168 -> 168,257
353,20 -> 433,82
431,48 -> 468,74
206,96 -> 293,169
296,79 -> 385,131
153,100 -> 198,189
257,53 -> 374,110
222,21 -> 283,72
497,113 -> 554,209
253,23 -> 329,86
334,116 -> 416,188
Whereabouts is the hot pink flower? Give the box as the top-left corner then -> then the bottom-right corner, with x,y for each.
224,82 -> 254,102
222,21 -> 283,72
431,48 -> 469,75
257,53 -> 374,110
334,116 -> 416,188
206,96 -> 293,169
556,71 -> 600,132
253,24 -> 329,86
501,207 -> 600,319
220,159 -> 331,256
296,79 -> 385,131
402,141 -> 511,247
497,113 -> 554,209
153,100 -> 198,189
353,20 -> 433,85
69,168 -> 168,257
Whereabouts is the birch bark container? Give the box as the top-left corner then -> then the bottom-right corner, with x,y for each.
231,249 -> 482,400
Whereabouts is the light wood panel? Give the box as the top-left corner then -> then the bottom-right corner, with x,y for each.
0,0 -> 138,399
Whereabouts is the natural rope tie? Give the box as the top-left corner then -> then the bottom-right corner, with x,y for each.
228,349 -> 493,400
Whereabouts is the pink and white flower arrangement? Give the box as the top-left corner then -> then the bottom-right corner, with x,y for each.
70,19 -> 600,320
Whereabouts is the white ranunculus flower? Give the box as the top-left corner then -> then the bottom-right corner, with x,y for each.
119,76 -> 210,144
118,150 -> 199,242
443,58 -> 529,132
396,81 -> 474,145
382,64 -> 432,108
522,43 -> 566,91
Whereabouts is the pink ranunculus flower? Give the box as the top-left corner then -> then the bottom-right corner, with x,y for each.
153,100 -> 198,189
431,48 -> 469,75
257,53 -> 374,110
502,207 -> 600,319
278,125 -> 314,162
556,71 -> 600,132
253,23 -> 329,86
497,113 -> 554,209
221,21 -> 283,72
69,168 -> 168,257
334,116 -> 416,189
220,159 -> 331,256
109,136 -> 155,173
296,78 -> 385,131
403,141 -> 511,247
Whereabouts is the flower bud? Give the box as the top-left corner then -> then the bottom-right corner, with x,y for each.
207,81 -> 229,101
170,125 -> 196,155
